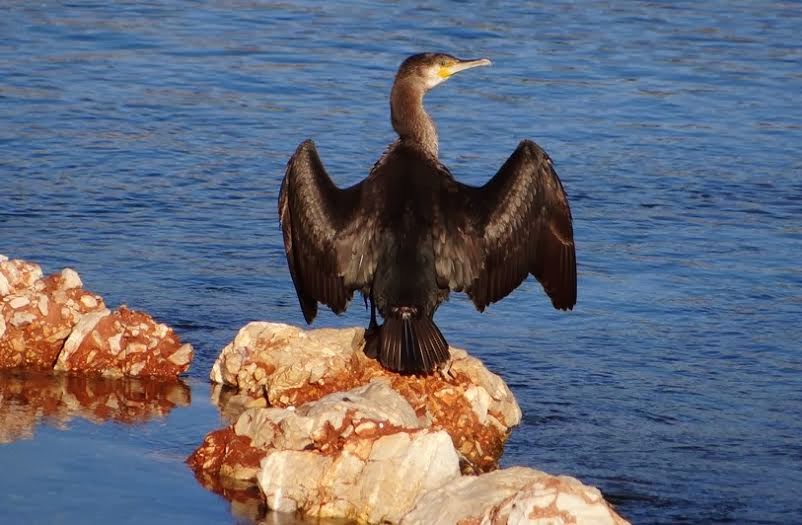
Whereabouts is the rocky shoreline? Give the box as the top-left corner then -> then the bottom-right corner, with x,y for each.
1,255 -> 628,524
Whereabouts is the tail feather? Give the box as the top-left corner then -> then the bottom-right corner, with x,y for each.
372,312 -> 449,375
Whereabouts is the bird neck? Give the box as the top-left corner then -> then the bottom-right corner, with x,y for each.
390,79 -> 438,157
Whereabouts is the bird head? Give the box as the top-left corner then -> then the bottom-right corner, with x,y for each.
396,53 -> 492,91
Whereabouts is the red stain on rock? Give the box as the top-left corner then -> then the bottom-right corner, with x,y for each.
187,428 -> 267,521
187,427 -> 265,486
55,307 -> 192,378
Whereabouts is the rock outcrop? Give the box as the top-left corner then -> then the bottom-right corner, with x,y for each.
189,381 -> 461,523
0,255 -> 193,377
208,321 -> 520,473
189,322 -> 629,524
0,369 -> 190,444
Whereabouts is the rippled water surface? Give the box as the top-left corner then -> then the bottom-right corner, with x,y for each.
2,1 -> 801,524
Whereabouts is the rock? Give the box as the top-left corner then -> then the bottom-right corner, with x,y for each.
260,429 -> 458,523
0,269 -> 107,368
209,322 -> 366,402
0,256 -> 43,295
192,323 -> 626,524
0,369 -> 190,444
189,381 -> 460,523
403,466 -> 630,525
0,255 -> 193,378
54,306 -> 193,378
209,321 -> 520,472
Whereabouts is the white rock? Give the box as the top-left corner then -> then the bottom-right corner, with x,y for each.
11,311 -> 37,327
54,309 -> 111,371
167,343 -> 193,366
306,380 -> 420,429
357,430 -> 459,523
127,361 -> 146,378
450,348 -> 522,428
59,268 -> 83,290
108,333 -> 123,356
80,295 -> 98,308
402,467 -> 630,525
464,385 -> 492,424
37,295 -> 49,316
8,296 -> 30,309
210,322 -> 362,400
259,450 -> 333,513
257,429 -> 459,523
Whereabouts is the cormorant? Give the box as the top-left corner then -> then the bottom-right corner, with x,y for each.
279,53 -> 576,375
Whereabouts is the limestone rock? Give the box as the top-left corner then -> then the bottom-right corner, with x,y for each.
209,321 -> 521,472
54,306 -> 193,378
260,429 -> 458,523
0,255 -> 193,377
210,321 -> 365,402
193,323 -> 625,524
0,256 -> 43,295
0,370 -> 190,444
0,268 -> 107,368
189,381 -> 460,523
403,466 -> 630,525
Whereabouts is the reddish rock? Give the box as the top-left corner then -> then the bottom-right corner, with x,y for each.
187,427 -> 265,482
54,306 -> 193,378
187,427 -> 267,521
0,256 -> 43,295
0,369 -> 190,444
0,255 -> 193,378
0,268 -> 106,369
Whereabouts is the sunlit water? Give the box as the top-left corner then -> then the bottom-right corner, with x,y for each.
1,2 -> 801,524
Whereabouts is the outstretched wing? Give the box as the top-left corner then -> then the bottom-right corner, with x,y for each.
435,139 -> 577,311
278,140 -> 379,323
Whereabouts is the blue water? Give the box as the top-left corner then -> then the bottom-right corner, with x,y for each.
1,1 -> 801,523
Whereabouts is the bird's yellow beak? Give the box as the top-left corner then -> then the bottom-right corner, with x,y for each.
438,57 -> 492,79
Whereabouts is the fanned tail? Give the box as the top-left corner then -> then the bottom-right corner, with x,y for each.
368,308 -> 449,375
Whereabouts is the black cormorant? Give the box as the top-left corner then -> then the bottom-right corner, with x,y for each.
279,53 -> 576,375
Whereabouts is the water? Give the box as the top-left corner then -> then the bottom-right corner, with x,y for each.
1,1 -> 801,523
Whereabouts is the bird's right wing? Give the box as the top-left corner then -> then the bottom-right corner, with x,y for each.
278,140 -> 380,323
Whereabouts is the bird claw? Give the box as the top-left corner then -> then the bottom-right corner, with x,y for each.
437,358 -> 455,381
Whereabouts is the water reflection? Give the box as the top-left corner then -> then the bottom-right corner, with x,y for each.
192,460 -> 357,525
193,467 -> 266,524
0,370 -> 190,444
210,383 -> 266,424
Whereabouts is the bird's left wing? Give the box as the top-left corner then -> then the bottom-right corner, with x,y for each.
278,140 -> 379,324
434,139 -> 577,311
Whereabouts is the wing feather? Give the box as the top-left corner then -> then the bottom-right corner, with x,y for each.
278,140 -> 379,323
435,139 -> 577,311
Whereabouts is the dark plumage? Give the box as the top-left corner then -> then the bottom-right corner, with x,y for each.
279,53 -> 576,375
